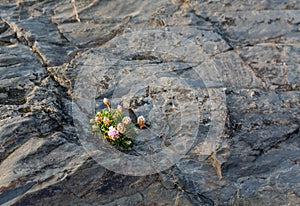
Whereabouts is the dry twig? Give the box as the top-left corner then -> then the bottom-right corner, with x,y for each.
72,0 -> 81,22
211,153 -> 223,180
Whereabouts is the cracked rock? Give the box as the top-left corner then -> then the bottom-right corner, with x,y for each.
0,0 -> 299,205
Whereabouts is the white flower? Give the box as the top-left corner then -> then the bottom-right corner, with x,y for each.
122,116 -> 131,125
117,123 -> 126,134
137,115 -> 146,129
117,105 -> 123,112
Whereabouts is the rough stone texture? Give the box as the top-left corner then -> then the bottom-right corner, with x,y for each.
0,0 -> 299,206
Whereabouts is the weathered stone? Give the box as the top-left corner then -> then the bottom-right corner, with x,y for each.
0,0 -> 299,205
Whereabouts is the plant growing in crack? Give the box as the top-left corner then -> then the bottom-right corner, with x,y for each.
90,98 -> 146,149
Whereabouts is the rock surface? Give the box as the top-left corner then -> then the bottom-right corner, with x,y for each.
0,0 -> 299,205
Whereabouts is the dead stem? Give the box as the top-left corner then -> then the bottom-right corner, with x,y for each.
211,153 -> 223,180
72,0 -> 81,22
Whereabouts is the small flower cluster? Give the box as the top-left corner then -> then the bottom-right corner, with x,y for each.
90,98 -> 146,149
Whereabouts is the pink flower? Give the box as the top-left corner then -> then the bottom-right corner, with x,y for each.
103,117 -> 110,124
95,116 -> 101,123
122,116 -> 131,125
90,118 -> 95,124
117,123 -> 126,134
107,126 -> 119,140
137,115 -> 146,129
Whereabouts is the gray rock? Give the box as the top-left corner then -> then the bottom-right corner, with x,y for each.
0,0 -> 299,205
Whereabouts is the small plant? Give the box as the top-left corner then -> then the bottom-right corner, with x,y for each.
90,98 -> 146,149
